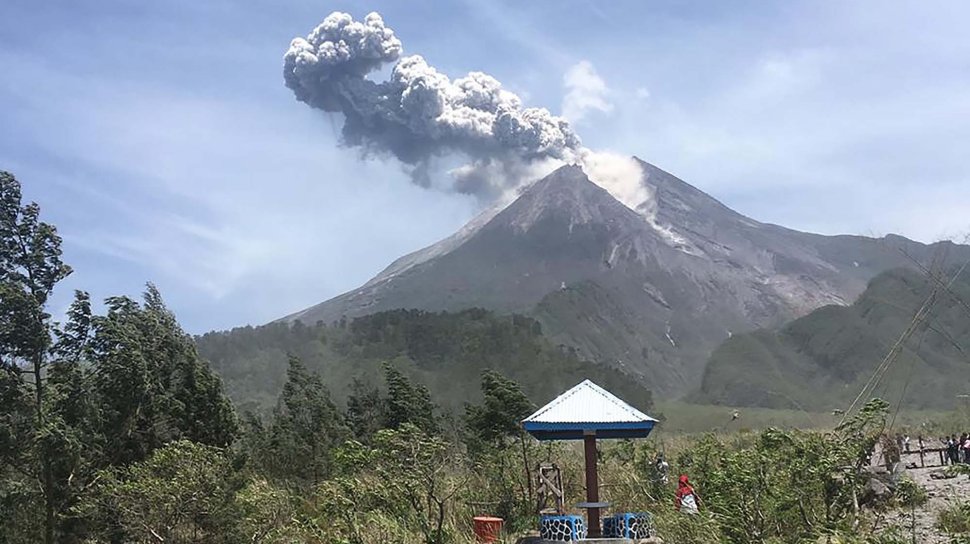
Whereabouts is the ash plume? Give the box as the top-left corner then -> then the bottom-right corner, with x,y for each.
283,11 -> 648,212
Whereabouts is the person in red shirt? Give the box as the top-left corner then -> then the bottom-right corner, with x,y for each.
675,474 -> 701,514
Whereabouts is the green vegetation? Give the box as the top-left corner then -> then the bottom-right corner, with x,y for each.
3,169 -> 967,543
893,476 -> 928,508
77,440 -> 244,543
0,171 -> 237,543
196,307 -> 654,416
697,267 -> 970,410
937,501 -> 970,535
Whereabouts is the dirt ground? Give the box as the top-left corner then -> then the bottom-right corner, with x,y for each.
881,455 -> 970,543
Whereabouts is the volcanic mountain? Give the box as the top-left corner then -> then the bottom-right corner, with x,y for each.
283,159 -> 970,396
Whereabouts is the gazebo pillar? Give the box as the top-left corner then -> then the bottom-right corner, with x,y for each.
583,431 -> 601,537
521,380 -> 658,541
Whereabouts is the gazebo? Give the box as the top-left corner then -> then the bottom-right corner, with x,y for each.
522,380 -> 658,538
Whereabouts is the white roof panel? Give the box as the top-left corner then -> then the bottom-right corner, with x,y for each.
523,379 -> 657,424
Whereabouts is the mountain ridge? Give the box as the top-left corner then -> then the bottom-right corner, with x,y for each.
693,266 -> 970,410
280,160 -> 970,396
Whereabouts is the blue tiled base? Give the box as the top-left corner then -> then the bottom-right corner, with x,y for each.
540,514 -> 587,541
602,512 -> 652,539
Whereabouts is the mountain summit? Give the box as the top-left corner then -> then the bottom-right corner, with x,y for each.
283,160 -> 969,395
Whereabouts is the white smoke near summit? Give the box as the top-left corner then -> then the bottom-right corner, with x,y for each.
283,11 -> 649,213
580,151 -> 652,216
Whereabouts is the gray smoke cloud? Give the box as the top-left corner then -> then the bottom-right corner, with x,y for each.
284,11 -> 585,199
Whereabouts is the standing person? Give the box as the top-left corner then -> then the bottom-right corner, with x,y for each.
918,435 -> 925,453
675,475 -> 701,515
655,453 -> 669,485
904,435 -> 911,453
963,434 -> 970,463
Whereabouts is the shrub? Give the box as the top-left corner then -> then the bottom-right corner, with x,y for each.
937,501 -> 970,535
892,477 -> 927,508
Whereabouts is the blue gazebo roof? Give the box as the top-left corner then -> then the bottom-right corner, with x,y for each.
522,379 -> 658,440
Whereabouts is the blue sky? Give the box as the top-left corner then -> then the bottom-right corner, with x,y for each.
2,0 -> 969,332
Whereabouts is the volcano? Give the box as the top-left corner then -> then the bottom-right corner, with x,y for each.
283,159 -> 969,396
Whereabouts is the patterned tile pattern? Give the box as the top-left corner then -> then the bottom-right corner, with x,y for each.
603,512 -> 652,539
539,514 -> 587,541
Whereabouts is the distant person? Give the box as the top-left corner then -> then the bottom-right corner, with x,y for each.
963,434 -> 970,463
904,435 -> 911,453
896,434 -> 905,456
655,454 -> 669,485
675,475 -> 700,515
918,435 -> 925,452
945,436 -> 956,465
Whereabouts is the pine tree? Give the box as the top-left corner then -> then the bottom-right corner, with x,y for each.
0,172 -> 239,542
43,291 -> 102,542
262,356 -> 348,485
345,377 -> 386,443
464,370 -> 535,447
0,171 -> 73,544
90,285 -> 238,467
463,370 -> 537,519
382,363 -> 439,435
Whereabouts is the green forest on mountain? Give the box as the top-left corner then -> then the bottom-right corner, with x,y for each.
3,169 -> 970,543
196,308 -> 653,417
696,267 -> 970,411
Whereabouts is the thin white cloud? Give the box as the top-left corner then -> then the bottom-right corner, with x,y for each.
595,2 -> 970,243
5,0 -> 970,331
562,60 -> 613,123
0,46 -> 478,330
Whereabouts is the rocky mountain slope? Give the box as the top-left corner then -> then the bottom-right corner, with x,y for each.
282,159 -> 970,396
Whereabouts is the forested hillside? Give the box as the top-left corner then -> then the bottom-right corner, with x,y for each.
695,267 -> 970,410
4,168 -> 970,543
284,162 -> 970,398
196,308 -> 653,415
0,172 -> 238,542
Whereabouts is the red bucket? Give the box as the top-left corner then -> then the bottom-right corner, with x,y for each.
473,516 -> 503,543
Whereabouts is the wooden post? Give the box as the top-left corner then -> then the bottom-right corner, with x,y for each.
584,433 -> 601,537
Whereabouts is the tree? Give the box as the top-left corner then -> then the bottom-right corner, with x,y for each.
0,171 -> 73,544
40,292 -> 102,543
464,370 -> 535,447
259,356 -> 348,485
463,370 -> 536,527
382,363 -> 439,436
346,377 -> 387,443
0,172 -> 239,542
372,424 -> 468,544
90,285 -> 238,467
